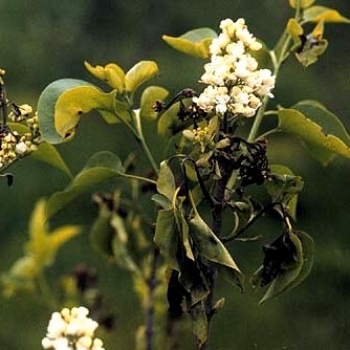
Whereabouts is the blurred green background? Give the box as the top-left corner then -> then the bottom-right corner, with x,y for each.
0,0 -> 350,349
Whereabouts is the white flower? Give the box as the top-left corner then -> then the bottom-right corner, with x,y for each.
194,18 -> 275,118
42,306 -> 105,350
15,141 -> 27,155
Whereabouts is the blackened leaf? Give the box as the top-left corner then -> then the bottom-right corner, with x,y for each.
251,230 -> 304,304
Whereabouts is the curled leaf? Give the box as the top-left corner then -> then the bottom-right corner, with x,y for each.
251,230 -> 303,304
251,230 -> 314,304
38,79 -> 116,144
295,20 -> 328,67
84,61 -> 126,92
55,85 -> 116,140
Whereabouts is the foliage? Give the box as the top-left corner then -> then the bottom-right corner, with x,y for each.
0,1 -> 349,350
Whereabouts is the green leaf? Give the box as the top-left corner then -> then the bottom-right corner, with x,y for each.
47,151 -> 124,218
111,214 -> 140,273
125,61 -> 159,93
303,6 -> 350,23
293,100 -> 350,146
265,165 -> 304,220
154,208 -> 179,269
37,79 -> 116,144
90,207 -> 115,258
289,0 -> 316,9
32,143 -> 72,178
156,160 -> 176,202
189,210 -> 244,291
285,231 -> 314,291
140,86 -> 169,120
163,28 -> 217,59
190,302 -> 208,346
278,108 -> 350,165
157,99 -> 193,138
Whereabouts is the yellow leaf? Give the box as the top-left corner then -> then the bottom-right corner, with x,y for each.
27,199 -> 81,267
287,18 -> 304,43
84,61 -> 126,91
303,6 -> 350,23
2,199 -> 81,296
54,86 -> 116,139
289,0 -> 316,9
84,61 -> 106,80
125,61 -> 159,92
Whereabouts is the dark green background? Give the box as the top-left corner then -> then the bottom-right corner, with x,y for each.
0,1 -> 349,349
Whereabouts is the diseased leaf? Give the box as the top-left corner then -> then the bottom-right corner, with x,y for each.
303,6 -> 350,23
140,86 -> 169,120
278,108 -> 350,165
47,151 -> 124,218
125,61 -> 159,93
189,210 -> 244,291
251,230 -> 304,304
295,21 -> 328,67
163,28 -> 217,59
265,165 -> 304,220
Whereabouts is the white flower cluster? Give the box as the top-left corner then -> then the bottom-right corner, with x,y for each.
42,306 -> 105,350
0,105 -> 40,168
193,18 -> 276,118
